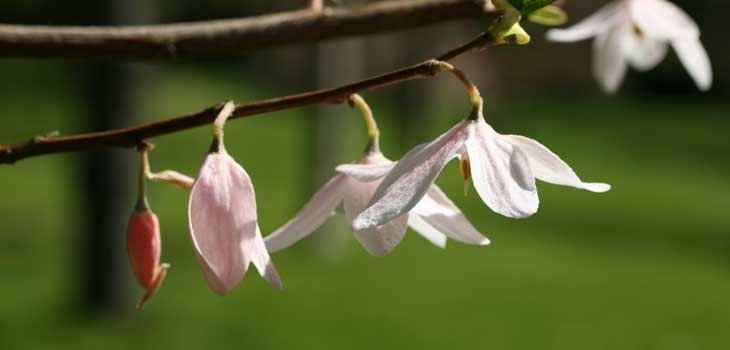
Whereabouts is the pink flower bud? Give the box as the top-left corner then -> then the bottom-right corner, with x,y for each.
127,208 -> 169,309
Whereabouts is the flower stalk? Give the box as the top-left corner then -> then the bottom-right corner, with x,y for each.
349,94 -> 380,154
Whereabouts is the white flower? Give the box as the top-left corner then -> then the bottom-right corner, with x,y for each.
264,151 -> 489,257
546,0 -> 712,93
352,107 -> 610,231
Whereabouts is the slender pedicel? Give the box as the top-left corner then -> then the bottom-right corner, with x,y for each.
349,94 -> 380,154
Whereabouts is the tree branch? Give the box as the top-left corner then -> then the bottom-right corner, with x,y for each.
0,32 -> 497,165
0,0 -> 498,60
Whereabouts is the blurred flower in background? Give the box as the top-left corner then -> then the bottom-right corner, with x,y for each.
547,0 -> 712,93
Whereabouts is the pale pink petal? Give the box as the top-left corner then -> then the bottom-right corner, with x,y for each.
501,135 -> 611,193
407,215 -> 447,248
264,174 -> 347,252
593,25 -> 629,94
629,0 -> 699,40
546,1 -> 623,42
335,163 -> 394,182
344,178 -> 409,256
352,122 -> 469,231
411,185 -> 489,245
672,38 -> 712,91
246,226 -> 282,289
465,121 -> 539,219
189,153 -> 252,295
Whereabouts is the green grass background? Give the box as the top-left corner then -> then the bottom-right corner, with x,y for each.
1,62 -> 728,349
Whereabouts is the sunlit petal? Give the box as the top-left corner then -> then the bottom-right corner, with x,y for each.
344,179 -> 409,256
465,121 -> 539,218
264,174 -> 347,252
407,215 -> 448,249
352,122 -> 469,231
412,185 -> 489,245
502,135 -> 611,193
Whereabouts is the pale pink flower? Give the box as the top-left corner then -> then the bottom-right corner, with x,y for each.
264,151 -> 489,257
546,0 -> 712,93
352,108 -> 610,231
188,102 -> 281,295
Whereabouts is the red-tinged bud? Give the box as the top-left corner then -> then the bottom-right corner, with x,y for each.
127,207 -> 169,309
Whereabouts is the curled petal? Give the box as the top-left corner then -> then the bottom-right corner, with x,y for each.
264,175 -> 347,252
407,215 -> 447,249
502,135 -> 611,193
466,121 -> 539,219
335,163 -> 394,182
412,185 -> 489,245
188,154 -> 258,295
352,122 -> 469,231
546,1 -> 622,42
593,26 -> 629,94
629,0 -> 699,40
245,226 -> 282,289
672,38 -> 712,91
344,179 -> 409,256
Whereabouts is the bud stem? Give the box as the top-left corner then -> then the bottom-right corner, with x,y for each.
136,146 -> 151,211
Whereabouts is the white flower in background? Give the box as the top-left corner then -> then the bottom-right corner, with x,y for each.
264,94 -> 489,256
352,104 -> 610,231
546,0 -> 712,93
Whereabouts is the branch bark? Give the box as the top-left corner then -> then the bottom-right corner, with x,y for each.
0,0 -> 497,60
0,32 -> 497,165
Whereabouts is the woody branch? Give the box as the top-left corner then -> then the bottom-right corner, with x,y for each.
0,31 -> 499,164
0,0 -> 498,60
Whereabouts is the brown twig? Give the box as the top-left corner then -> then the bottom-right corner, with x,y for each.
0,0 -> 497,60
0,32 -> 497,164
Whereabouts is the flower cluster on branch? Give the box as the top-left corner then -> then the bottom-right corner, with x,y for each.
0,0 -> 713,308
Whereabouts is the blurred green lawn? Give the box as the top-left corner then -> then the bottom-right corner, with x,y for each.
1,64 -> 729,349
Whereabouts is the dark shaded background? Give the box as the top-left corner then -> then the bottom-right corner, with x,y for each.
1,1 -> 728,349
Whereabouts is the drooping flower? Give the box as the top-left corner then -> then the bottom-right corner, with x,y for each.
352,104 -> 610,231
546,0 -> 712,93
188,102 -> 281,295
264,94 -> 488,256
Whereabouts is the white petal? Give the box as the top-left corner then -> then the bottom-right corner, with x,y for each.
465,121 -> 539,219
264,174 -> 347,252
343,178 -> 409,256
352,122 -> 469,231
188,153 -> 252,295
335,163 -> 394,182
593,26 -> 629,94
411,185 -> 489,245
629,0 -> 699,40
502,135 -> 611,193
672,38 -> 712,91
407,215 -> 447,249
546,1 -> 622,42
625,34 -> 668,71
246,226 -> 282,289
